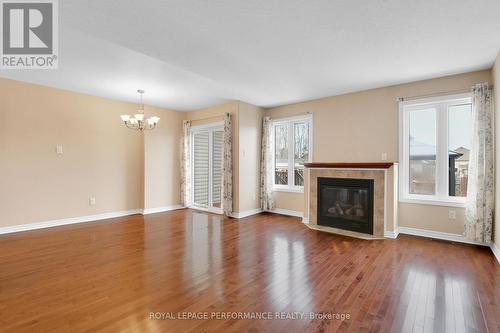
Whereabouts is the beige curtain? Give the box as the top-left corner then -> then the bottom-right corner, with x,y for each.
180,120 -> 191,207
222,113 -> 233,216
464,83 -> 494,243
260,116 -> 275,210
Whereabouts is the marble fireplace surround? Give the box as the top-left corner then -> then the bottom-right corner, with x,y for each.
303,163 -> 398,239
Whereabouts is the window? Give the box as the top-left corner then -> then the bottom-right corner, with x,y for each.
399,93 -> 472,206
273,115 -> 312,191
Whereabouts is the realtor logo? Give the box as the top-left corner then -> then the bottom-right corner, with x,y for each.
1,0 -> 58,69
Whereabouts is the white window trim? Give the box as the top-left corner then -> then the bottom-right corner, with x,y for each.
272,114 -> 313,193
398,93 -> 471,207
190,122 -> 224,214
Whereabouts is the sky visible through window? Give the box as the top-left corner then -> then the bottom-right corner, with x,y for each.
448,104 -> 472,150
409,104 -> 471,151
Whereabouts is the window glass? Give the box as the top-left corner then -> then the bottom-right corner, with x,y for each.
409,108 -> 436,195
448,104 -> 472,197
273,117 -> 312,189
294,122 -> 309,186
274,124 -> 288,185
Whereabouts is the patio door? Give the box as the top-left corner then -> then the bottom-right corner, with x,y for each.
191,124 -> 224,213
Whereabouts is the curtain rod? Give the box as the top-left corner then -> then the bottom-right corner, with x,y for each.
270,111 -> 312,120
396,84 -> 493,102
188,114 -> 224,123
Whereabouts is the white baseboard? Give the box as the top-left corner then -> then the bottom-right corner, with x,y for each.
491,242 -> 500,264
142,205 -> 185,215
384,229 -> 399,239
230,208 -> 305,219
267,208 -> 304,218
398,226 -> 489,246
230,207 -> 304,219
230,208 -> 263,219
302,217 -> 309,224
0,209 -> 143,235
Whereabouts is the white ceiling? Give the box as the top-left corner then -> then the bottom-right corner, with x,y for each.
1,0 -> 499,111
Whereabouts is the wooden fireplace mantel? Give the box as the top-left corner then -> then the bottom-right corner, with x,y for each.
304,162 -> 394,169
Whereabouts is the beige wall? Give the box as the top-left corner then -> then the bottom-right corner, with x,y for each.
398,203 -> 466,235
0,78 -> 150,227
0,79 -> 262,229
493,52 -> 500,248
274,192 -> 305,212
144,106 -> 183,209
266,70 -> 492,235
237,102 -> 264,212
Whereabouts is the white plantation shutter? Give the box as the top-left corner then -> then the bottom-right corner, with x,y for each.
193,132 -> 209,206
191,126 -> 224,210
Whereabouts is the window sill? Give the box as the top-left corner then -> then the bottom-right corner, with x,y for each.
399,198 -> 466,208
273,187 -> 304,193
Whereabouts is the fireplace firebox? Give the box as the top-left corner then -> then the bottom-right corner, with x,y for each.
317,177 -> 374,235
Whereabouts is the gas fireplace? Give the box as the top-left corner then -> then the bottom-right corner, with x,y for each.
317,177 -> 374,235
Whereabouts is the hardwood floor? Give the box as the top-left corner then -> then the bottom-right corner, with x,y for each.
0,209 -> 498,332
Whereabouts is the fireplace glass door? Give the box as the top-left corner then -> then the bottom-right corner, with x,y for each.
317,178 -> 374,234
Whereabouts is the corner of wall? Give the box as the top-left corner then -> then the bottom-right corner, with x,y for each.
143,106 -> 185,211
236,101 -> 264,213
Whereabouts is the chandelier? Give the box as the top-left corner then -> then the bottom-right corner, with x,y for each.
120,90 -> 160,131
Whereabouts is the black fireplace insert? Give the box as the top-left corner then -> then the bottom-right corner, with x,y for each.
317,177 -> 374,235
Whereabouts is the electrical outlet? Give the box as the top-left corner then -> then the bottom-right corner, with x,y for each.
89,197 -> 96,206
381,152 -> 387,161
448,210 -> 456,220
56,145 -> 63,154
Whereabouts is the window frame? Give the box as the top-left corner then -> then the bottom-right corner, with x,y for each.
272,114 -> 313,193
399,93 -> 472,207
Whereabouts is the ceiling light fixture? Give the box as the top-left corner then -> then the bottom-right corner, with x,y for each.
120,89 -> 160,131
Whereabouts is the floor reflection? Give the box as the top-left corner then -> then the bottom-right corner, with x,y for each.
399,265 -> 478,333
183,211 -> 223,295
400,267 -> 437,332
270,236 -> 312,311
